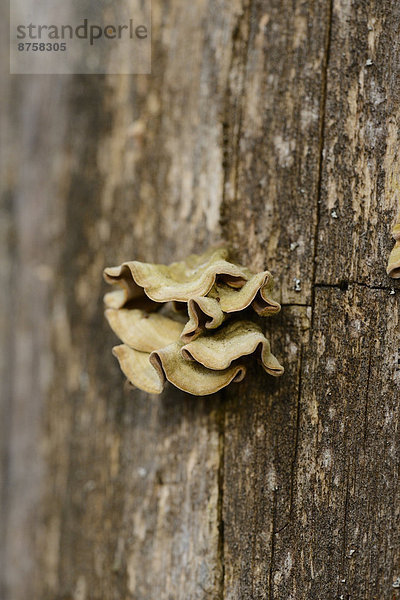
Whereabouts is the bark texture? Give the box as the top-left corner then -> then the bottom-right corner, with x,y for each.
1,1 -> 400,599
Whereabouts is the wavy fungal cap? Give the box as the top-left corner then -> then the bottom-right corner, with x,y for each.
387,242 -> 400,279
104,247 -> 283,396
387,223 -> 400,279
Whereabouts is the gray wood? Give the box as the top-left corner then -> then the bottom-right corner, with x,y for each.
1,1 -> 399,599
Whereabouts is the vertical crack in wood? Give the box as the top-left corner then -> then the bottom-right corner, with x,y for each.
232,0 -> 254,206
288,345 -> 302,520
337,362 -> 351,598
311,0 -> 334,326
217,396 -> 226,600
338,458 -> 351,598
362,349 -> 373,447
221,0 -> 253,234
275,344 -> 303,536
268,486 -> 278,600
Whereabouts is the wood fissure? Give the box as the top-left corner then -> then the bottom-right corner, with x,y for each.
338,459 -> 351,599
311,0 -> 334,328
221,0 -> 253,237
217,396 -> 226,600
315,281 -> 399,292
287,345 -> 302,524
362,348 -> 373,447
268,487 -> 278,600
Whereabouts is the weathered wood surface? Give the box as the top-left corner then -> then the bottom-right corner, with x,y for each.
1,1 -> 400,599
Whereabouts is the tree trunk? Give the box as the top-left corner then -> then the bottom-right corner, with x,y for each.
1,1 -> 400,599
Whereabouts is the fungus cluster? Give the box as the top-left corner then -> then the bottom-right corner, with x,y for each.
387,221 -> 400,279
103,247 -> 283,395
